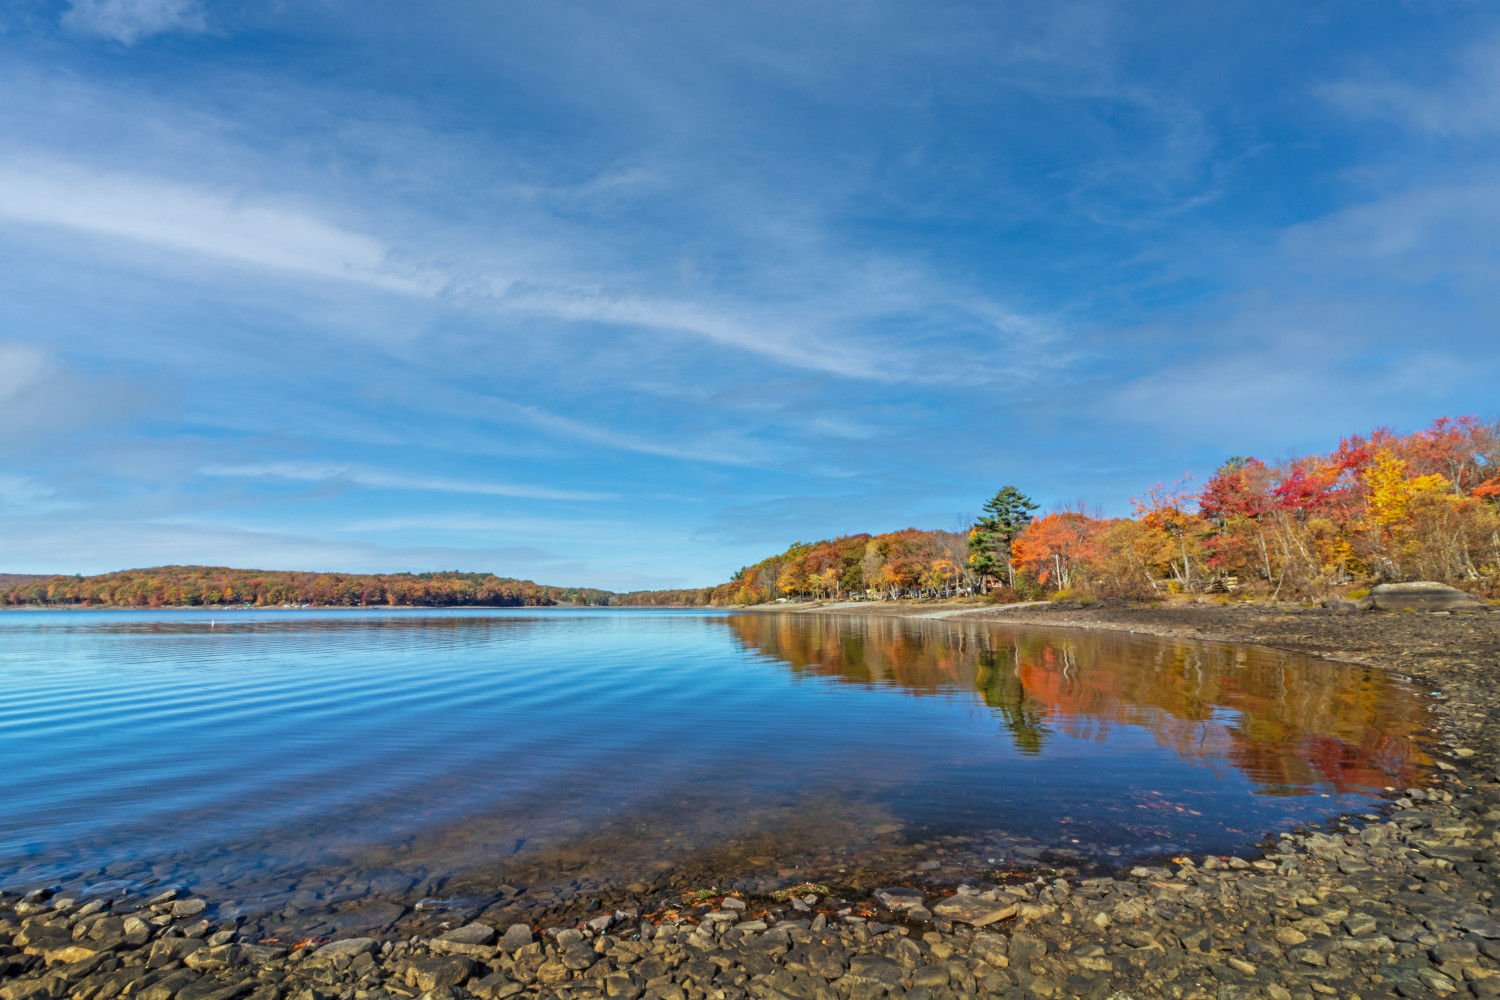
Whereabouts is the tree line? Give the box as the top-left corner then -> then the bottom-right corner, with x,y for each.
4,415 -> 1495,608
709,415 -> 1500,604
0,566 -> 615,608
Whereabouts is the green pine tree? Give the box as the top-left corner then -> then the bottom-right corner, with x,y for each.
968,486 -> 1038,588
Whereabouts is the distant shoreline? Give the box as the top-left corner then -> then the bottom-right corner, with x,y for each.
0,602 -> 713,611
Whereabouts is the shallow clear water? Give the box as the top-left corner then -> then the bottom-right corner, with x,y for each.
0,608 -> 1429,936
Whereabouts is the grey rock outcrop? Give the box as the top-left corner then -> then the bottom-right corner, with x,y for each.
1370,582 -> 1484,611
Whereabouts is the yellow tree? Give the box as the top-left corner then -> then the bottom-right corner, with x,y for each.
1130,474 -> 1205,588
816,567 -> 840,598
923,558 -> 957,597
1363,449 -> 1450,577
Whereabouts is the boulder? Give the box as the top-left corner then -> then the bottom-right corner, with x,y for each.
1369,582 -> 1484,612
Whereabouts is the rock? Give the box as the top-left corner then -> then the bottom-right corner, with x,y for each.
137,969 -> 201,1000
172,899 -> 208,919
438,923 -> 498,947
971,933 -> 1009,967
308,937 -> 377,962
323,901 -> 405,933
1290,947 -> 1326,967
1326,597 -> 1375,614
930,895 -> 1017,926
844,956 -> 903,988
235,944 -> 285,965
604,972 -> 643,999
1009,933 -> 1047,964
176,977 -> 256,1000
1275,927 -> 1308,947
408,955 -> 477,991
500,923 -> 534,953
16,924 -> 72,955
471,972 -> 525,999
148,936 -> 208,967
1369,582 -> 1484,612
1460,913 -> 1500,939
535,960 -> 571,986
873,887 -> 925,912
561,945 -> 597,970
909,965 -> 949,987
432,922 -> 498,958
184,945 -> 245,971
1431,939 -> 1479,963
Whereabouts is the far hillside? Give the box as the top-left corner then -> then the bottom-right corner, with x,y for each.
0,566 -> 613,608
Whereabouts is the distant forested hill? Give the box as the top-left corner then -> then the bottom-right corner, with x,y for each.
0,566 -> 614,608
611,588 -> 715,607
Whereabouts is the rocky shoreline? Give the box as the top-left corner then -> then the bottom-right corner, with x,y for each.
4,601 -> 1498,1000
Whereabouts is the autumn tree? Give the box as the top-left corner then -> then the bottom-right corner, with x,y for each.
1010,507 -> 1099,592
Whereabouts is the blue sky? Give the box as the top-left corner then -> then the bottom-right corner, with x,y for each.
1,0 -> 1498,590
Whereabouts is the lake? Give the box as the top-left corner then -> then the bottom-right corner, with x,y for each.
0,608 -> 1430,938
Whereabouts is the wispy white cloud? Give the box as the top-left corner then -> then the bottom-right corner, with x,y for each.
200,462 -> 614,502
0,342 -> 52,401
0,148 -> 1059,385
488,400 -> 785,467
1319,34 -> 1500,138
1279,181 -> 1500,284
62,0 -> 206,45
0,474 -> 77,514
0,159 -> 430,293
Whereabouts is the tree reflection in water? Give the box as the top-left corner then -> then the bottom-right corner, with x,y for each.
724,614 -> 1430,796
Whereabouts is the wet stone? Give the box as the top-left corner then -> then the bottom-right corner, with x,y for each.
408,954 -> 476,991
909,964 -> 949,987
500,922 -> 535,952
873,888 -> 924,912
563,945 -> 598,970
308,937 -> 376,962
929,895 -> 1017,926
439,922 -> 497,946
845,955 -> 903,987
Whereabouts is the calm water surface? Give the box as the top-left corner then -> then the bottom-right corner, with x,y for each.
0,608 -> 1430,936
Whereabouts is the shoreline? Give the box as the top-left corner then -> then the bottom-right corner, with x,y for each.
3,604 -> 1499,1000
